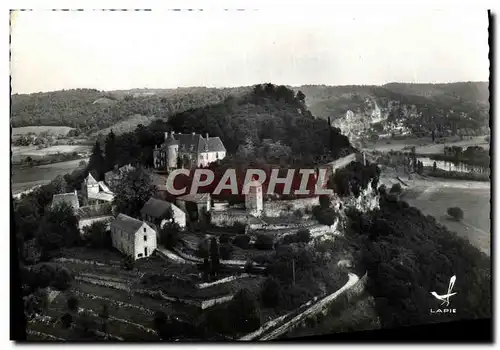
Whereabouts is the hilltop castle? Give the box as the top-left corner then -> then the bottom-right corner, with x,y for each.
153,132 -> 227,171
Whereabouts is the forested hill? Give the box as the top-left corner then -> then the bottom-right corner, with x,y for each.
10,87 -> 251,132
107,84 -> 354,169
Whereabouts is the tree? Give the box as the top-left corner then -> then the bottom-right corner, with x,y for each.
98,303 -> 110,333
210,237 -> 220,276
158,222 -> 181,249
378,184 -> 387,196
319,194 -> 330,209
112,167 -> 157,218
104,130 -> 117,171
227,289 -> 261,333
23,239 -> 41,265
447,207 -> 464,221
83,221 -> 110,249
197,240 -> 209,259
296,229 -> 312,243
123,256 -> 135,271
390,183 -> 402,195
254,234 -> 274,250
88,141 -> 106,180
433,161 -> 437,172
52,175 -> 69,194
67,295 -> 79,313
260,277 -> 283,307
233,235 -> 251,249
36,202 -> 80,258
219,243 -> 233,260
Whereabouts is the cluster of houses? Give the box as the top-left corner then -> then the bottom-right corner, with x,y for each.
50,132 -> 265,261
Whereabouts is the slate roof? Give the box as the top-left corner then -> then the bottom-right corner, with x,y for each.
110,213 -> 145,237
141,197 -> 174,218
159,133 -> 226,154
177,193 -> 210,203
52,192 -> 80,210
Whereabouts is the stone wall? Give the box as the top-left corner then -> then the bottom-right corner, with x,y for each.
210,210 -> 264,228
264,197 -> 319,217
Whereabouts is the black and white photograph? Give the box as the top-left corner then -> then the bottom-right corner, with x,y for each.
9,6 -> 492,342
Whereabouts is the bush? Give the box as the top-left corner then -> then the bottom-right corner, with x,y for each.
122,256 -> 135,271
293,208 -> 304,219
219,244 -> 233,260
233,235 -> 251,249
260,277 -> 283,307
319,195 -> 330,209
231,222 -> 247,235
30,263 -> 73,291
447,207 -> 464,221
219,233 -> 231,244
378,184 -> 387,196
254,234 -> 274,250
296,229 -> 312,243
390,183 -> 402,194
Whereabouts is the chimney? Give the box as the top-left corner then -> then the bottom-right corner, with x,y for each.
206,133 -> 209,140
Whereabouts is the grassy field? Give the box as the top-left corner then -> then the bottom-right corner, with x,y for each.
94,114 -> 156,137
402,185 -> 491,256
11,158 -> 88,194
12,126 -> 74,136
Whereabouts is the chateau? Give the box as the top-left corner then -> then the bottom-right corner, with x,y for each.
153,132 -> 226,171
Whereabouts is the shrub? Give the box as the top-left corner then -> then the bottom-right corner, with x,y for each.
293,208 -> 304,219
231,222 -> 247,235
390,183 -> 402,194
122,256 -> 135,271
260,277 -> 283,307
447,207 -> 464,221
378,184 -> 387,196
219,244 -> 233,260
30,263 -> 73,291
319,194 -> 330,209
233,235 -> 251,249
296,229 -> 312,243
196,240 -> 210,259
254,234 -> 274,250
219,233 -> 231,244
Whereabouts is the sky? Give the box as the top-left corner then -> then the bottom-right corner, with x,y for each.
10,8 -> 490,94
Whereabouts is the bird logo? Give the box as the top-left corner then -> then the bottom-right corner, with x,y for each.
430,275 -> 457,307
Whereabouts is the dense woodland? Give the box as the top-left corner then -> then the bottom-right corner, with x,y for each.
344,193 -> 491,328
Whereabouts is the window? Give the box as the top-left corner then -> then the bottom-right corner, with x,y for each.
144,247 -> 148,256
143,227 -> 146,233
144,235 -> 147,242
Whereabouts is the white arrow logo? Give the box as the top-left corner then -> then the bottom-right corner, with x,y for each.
430,275 -> 457,307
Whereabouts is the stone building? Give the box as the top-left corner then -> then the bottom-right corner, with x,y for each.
245,178 -> 263,217
153,132 -> 226,171
141,197 -> 186,229
110,213 -> 157,260
82,172 -> 114,205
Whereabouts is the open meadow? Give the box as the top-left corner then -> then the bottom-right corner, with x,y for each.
402,184 -> 491,256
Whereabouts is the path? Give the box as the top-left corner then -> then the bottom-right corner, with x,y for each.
243,272 -> 360,341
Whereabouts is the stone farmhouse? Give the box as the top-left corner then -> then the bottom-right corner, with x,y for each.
110,213 -> 157,260
141,197 -> 187,229
153,132 -> 226,171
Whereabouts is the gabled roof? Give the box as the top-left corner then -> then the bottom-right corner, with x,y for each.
52,192 -> 80,210
177,193 -> 210,203
141,197 -> 175,218
110,213 -> 147,237
158,134 -> 226,154
86,173 -> 98,185
98,181 -> 113,194
88,191 -> 114,202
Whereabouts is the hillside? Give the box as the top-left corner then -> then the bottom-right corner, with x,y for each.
93,114 -> 156,137
297,82 -> 489,147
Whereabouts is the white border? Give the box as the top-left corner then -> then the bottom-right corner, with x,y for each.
2,1 -> 497,349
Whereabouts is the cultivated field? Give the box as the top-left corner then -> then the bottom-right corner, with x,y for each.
12,158 -> 88,194
12,126 -> 74,136
94,114 -> 156,137
402,184 -> 491,256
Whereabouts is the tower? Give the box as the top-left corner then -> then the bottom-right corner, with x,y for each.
245,178 -> 263,217
165,131 -> 179,170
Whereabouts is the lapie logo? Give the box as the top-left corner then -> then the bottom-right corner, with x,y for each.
430,275 -> 457,314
